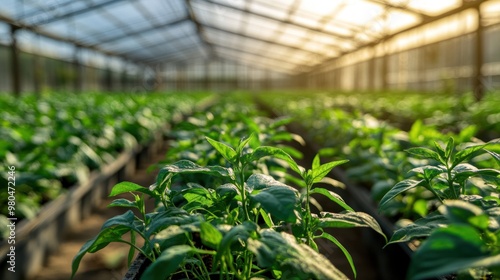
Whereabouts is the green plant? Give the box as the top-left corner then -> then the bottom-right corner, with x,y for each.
379,138 -> 500,279
72,134 -> 385,279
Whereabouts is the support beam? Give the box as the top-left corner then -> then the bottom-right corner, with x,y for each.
10,24 -> 21,97
365,0 -> 431,20
185,0 -> 216,59
474,5 -> 484,101
73,47 -> 82,93
88,17 -> 189,46
32,0 -> 134,26
209,41 -> 307,68
197,0 -> 356,42
201,22 -> 325,57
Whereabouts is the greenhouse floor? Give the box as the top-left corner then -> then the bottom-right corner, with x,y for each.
28,142 -> 380,280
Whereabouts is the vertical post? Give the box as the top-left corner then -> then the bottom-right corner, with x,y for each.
10,24 -> 21,97
382,42 -> 389,91
473,5 -> 484,101
368,48 -> 376,91
73,47 -> 82,93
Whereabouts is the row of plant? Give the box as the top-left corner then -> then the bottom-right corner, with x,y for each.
263,91 -> 500,140
257,92 -> 500,278
0,92 -> 207,239
72,93 -> 386,279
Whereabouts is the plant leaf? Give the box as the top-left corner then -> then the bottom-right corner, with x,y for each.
251,185 -> 298,223
71,226 -> 130,279
108,198 -> 137,209
454,143 -> 487,166
387,213 -> 448,245
317,232 -> 356,278
160,160 -> 235,180
200,222 -> 223,249
248,146 -> 303,175
310,187 -> 353,211
141,245 -> 193,280
312,160 -> 349,183
205,136 -> 237,162
407,147 -> 443,163
379,179 -> 425,210
407,225 -> 499,280
109,181 -> 154,197
319,211 -> 386,241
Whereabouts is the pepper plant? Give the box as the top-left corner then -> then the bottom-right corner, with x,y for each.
72,134 -> 385,279
379,138 -> 500,279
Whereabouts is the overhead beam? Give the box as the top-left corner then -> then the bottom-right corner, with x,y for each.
201,22 -> 325,56
142,46 -> 203,64
365,0 -> 431,20
309,0 -> 488,74
218,52 -> 296,73
209,41 -> 306,68
87,16 -> 189,45
32,0 -> 134,25
0,13 -> 136,62
197,0 -> 356,42
115,33 -> 196,56
184,0 -> 216,59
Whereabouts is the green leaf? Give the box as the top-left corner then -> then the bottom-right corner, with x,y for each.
246,173 -> 295,191
205,136 -> 237,162
141,245 -> 192,280
410,165 -> 445,181
387,213 -> 448,245
454,143 -> 488,166
146,210 -> 199,237
440,200 -> 489,230
310,188 -> 353,211
216,183 -> 239,198
408,225 -> 499,280
248,230 -> 349,280
379,179 -> 425,210
108,198 -> 137,209
312,154 -> 321,169
101,210 -> 139,230
407,147 -> 443,163
434,141 -> 446,160
71,226 -> 131,279
251,184 -> 298,223
218,222 -> 257,258
317,232 -> 356,278
485,149 -> 500,164
311,159 -> 349,183
151,225 -> 189,251
200,222 -> 223,249
248,146 -> 303,175
319,212 -> 386,241
160,160 -> 235,180
237,134 -> 253,154
109,181 -> 154,197
259,208 -> 274,228
445,137 -> 455,159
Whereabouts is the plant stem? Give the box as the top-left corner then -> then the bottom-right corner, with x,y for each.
305,182 -> 313,246
118,240 -> 156,262
237,163 -> 250,221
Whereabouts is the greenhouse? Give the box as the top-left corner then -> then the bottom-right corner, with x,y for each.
0,0 -> 499,280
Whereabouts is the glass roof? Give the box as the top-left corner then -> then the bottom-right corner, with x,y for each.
0,0 -> 493,73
